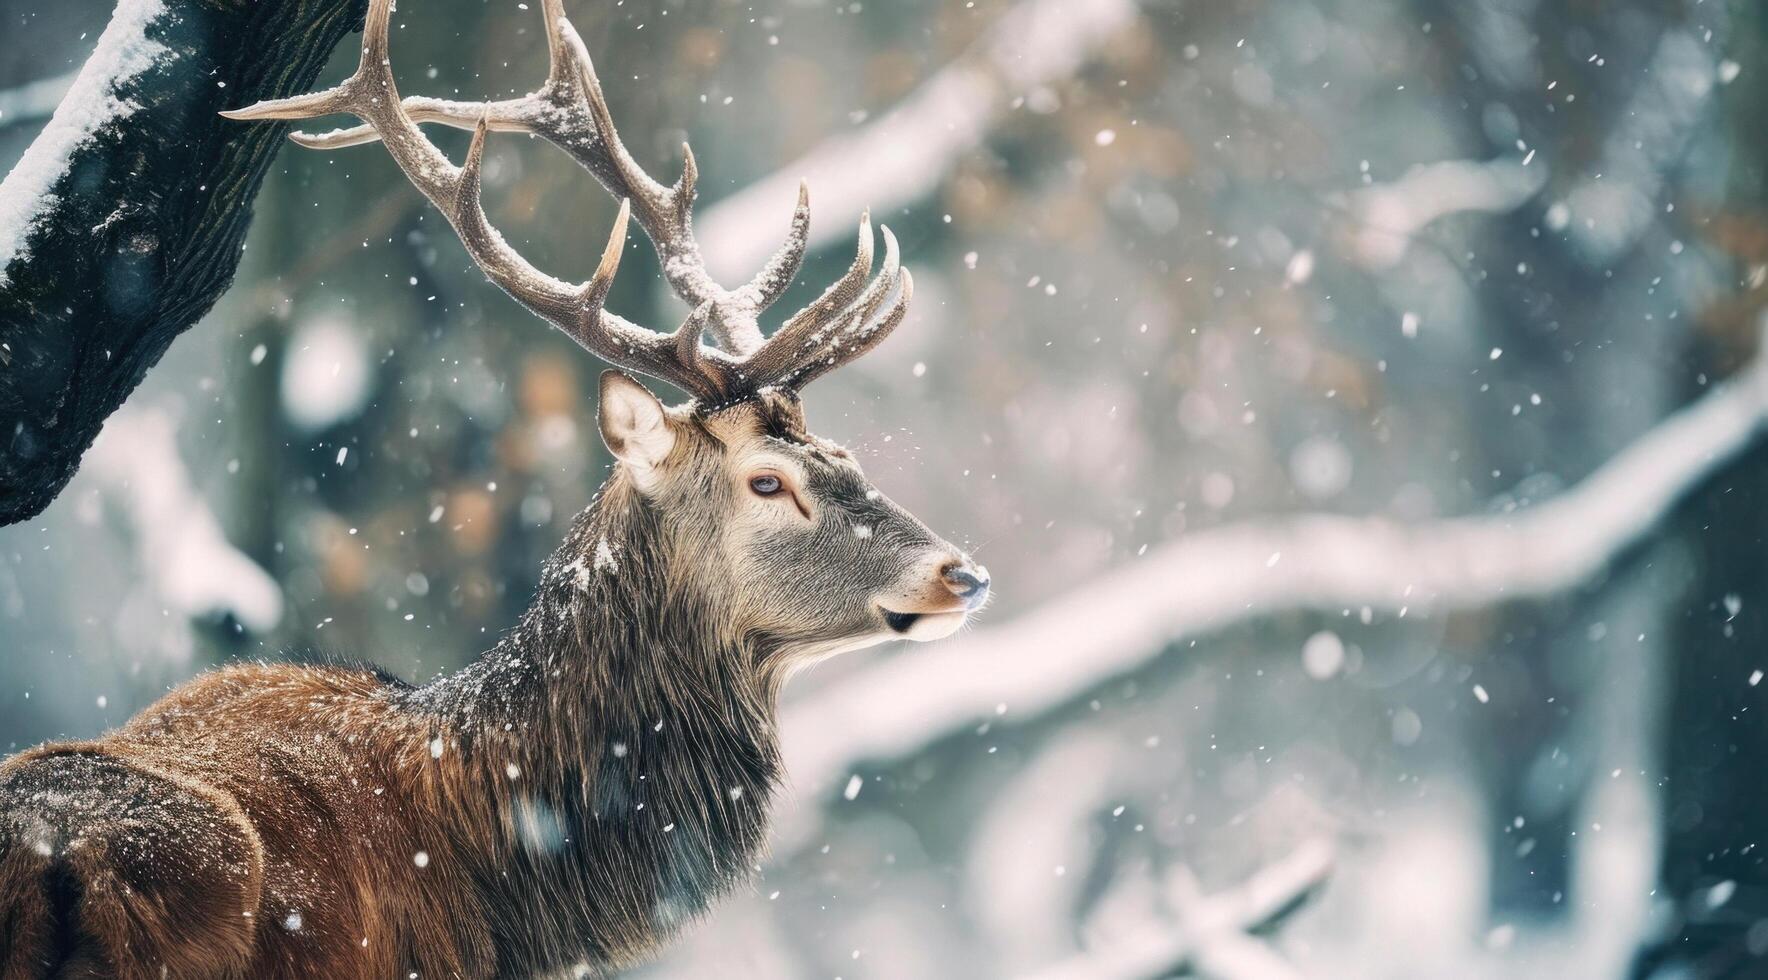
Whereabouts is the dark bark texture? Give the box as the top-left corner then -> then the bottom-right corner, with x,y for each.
0,0 -> 368,526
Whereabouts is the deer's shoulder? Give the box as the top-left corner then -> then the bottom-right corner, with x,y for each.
123,660 -> 407,730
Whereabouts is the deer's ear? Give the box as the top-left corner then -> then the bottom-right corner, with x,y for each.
598,371 -> 676,481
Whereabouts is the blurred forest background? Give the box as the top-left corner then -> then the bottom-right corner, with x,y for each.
3,0 -> 1767,976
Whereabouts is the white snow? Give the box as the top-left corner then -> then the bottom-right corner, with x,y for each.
0,0 -> 171,286
1284,249 -> 1315,285
568,557 -> 594,591
592,537 -> 619,574
84,406 -> 284,638
1301,631 -> 1345,680
281,317 -> 374,432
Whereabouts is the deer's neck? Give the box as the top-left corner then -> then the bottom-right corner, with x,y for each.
406,480 -> 779,964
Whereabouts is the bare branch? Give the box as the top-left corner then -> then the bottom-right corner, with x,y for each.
1346,157 -> 1546,268
1017,840 -> 1334,980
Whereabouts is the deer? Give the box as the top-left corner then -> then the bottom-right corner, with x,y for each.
0,1 -> 989,977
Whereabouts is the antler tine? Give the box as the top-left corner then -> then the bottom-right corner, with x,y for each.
784,213 -> 877,332
289,97 -> 536,150
837,224 -> 904,337
742,214 -> 876,382
219,82 -> 358,124
567,29 -> 717,307
539,0 -> 577,88
583,198 -> 631,311
736,181 -> 812,315
785,269 -> 915,392
455,118 -> 732,402
694,180 -> 810,359
284,0 -> 579,151
452,119 -> 590,324
770,225 -> 903,387
449,113 -> 730,401
671,302 -> 725,395
224,0 -> 442,197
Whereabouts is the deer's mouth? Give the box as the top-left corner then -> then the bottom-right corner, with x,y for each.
878,606 -> 968,641
882,609 -> 923,633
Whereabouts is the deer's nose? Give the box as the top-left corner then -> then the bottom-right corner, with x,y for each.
941,561 -> 991,608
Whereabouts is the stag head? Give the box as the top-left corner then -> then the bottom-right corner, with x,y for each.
599,377 -> 987,663
224,0 -> 989,667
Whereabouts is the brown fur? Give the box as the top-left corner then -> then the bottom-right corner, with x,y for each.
0,394 -> 981,979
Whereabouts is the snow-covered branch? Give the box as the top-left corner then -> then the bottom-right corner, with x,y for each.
697,0 -> 1139,282
781,338 -> 1768,808
0,0 -> 368,526
84,408 -> 283,634
1018,839 -> 1334,980
1345,156 -> 1546,268
0,1 -> 168,284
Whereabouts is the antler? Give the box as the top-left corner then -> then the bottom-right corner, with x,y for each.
223,0 -> 910,404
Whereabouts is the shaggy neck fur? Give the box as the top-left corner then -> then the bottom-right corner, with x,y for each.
404,471 -> 781,973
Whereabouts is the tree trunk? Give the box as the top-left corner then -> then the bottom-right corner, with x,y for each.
0,0 -> 367,526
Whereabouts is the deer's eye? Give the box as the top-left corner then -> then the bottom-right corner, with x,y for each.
749,474 -> 784,497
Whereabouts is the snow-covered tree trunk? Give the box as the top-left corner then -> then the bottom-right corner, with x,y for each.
0,0 -> 367,525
